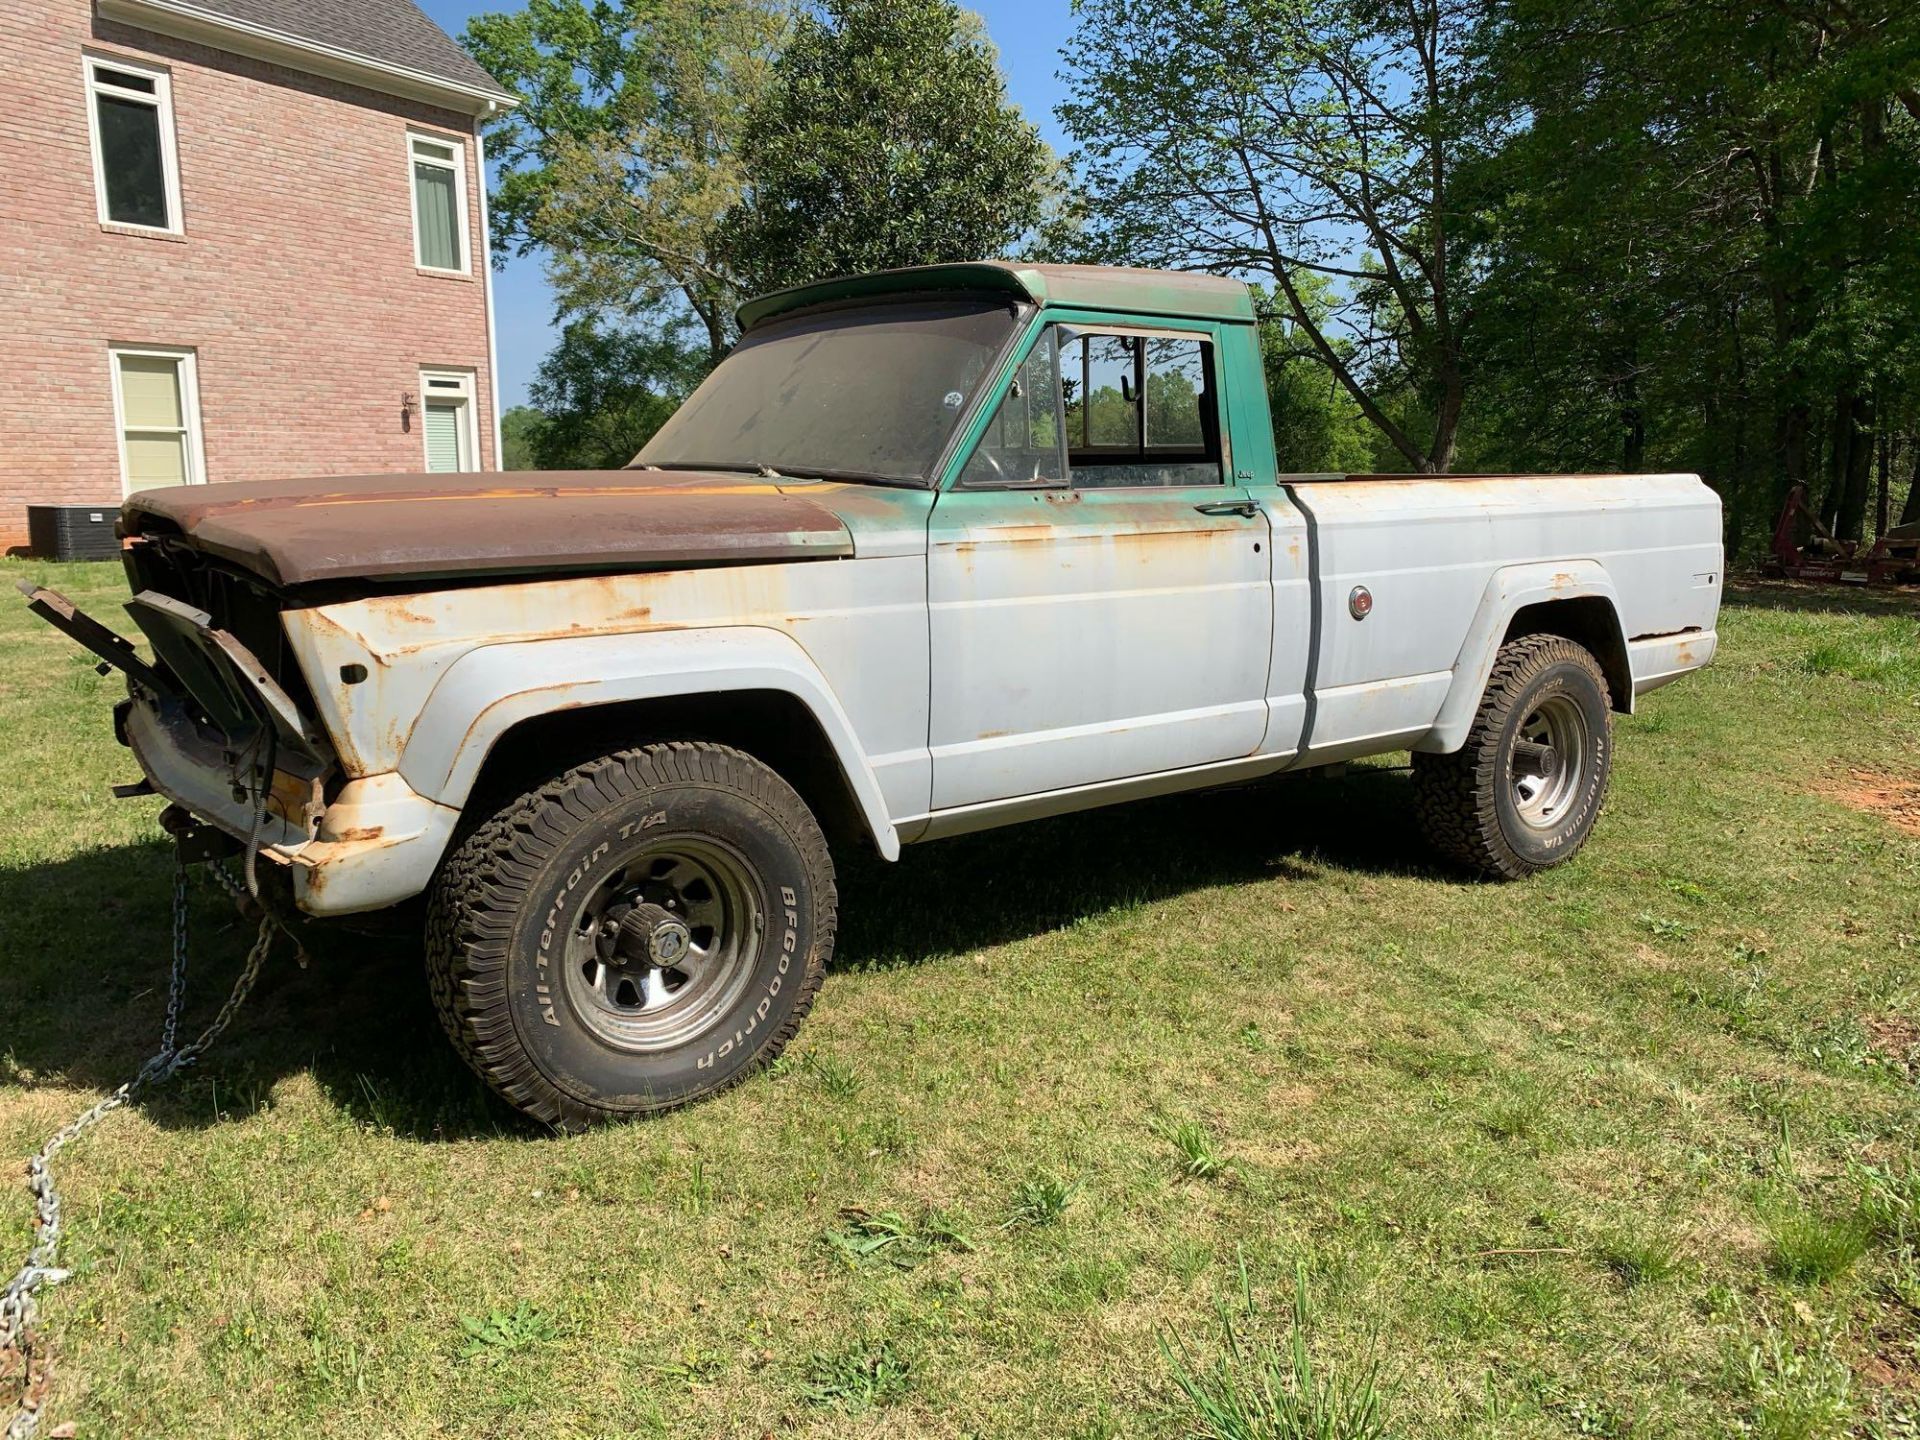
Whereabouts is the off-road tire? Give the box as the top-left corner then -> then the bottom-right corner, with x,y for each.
1412,634 -> 1613,880
426,742 -> 835,1129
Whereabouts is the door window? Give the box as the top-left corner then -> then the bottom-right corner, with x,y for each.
956,326 -> 1067,488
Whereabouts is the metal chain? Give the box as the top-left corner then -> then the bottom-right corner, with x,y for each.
0,852 -> 280,1440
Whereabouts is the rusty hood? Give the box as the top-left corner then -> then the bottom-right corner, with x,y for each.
121,469 -> 856,588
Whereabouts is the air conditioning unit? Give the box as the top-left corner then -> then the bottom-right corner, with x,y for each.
27,504 -> 121,562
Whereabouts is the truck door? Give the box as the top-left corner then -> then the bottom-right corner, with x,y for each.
926,321 -> 1274,811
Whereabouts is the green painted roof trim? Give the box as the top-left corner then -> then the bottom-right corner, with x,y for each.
736,262 -> 1257,331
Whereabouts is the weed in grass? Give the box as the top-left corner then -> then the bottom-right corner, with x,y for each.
832,1111 -> 914,1161
1155,1117 -> 1234,1181
1665,876 -> 1710,904
1052,1255 -> 1131,1309
1478,1086 -> 1547,1144
1885,1249 -> 1920,1313
1854,1160 -> 1920,1243
1789,1017 -> 1877,1078
1797,628 -> 1920,689
1162,1256 -> 1394,1440
1597,1229 -> 1685,1286
1701,1283 -> 1740,1321
654,1345 -> 727,1387
682,1157 -> 714,1216
1640,911 -> 1697,941
1004,1171 -> 1084,1229
1743,1320 -> 1854,1440
1772,1117 -> 1799,1182
457,1301 -> 559,1361
801,1335 -> 911,1412
820,1207 -> 974,1269
801,1050 -> 861,1097
1764,1200 -> 1871,1285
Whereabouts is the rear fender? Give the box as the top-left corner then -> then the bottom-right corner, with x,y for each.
396,625 -> 901,859
1415,562 -> 1628,755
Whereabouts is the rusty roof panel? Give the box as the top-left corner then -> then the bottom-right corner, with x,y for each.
736,262 -> 1257,331
122,471 -> 855,587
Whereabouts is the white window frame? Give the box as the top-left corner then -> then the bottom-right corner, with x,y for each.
83,53 -> 184,235
419,368 -> 479,471
407,131 -> 470,274
109,344 -> 207,495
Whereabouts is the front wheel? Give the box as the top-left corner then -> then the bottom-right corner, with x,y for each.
1412,634 -> 1614,879
426,742 -> 836,1128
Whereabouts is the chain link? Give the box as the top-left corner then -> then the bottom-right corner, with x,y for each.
0,850 -> 280,1440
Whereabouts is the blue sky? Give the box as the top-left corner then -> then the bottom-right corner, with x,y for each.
417,0 -> 1080,409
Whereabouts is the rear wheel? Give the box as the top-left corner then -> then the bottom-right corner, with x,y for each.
1412,634 -> 1613,879
427,741 -> 835,1128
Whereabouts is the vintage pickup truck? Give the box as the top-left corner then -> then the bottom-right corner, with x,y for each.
26,263 -> 1722,1126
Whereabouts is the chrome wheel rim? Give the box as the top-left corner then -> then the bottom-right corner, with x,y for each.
1510,694 -> 1588,829
560,838 -> 763,1052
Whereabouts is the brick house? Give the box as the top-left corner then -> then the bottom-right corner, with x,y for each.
0,0 -> 518,552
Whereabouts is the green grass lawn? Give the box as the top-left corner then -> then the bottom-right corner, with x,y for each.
2,558 -> 1918,1439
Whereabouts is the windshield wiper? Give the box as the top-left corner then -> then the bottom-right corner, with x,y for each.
627,459 -> 925,488
627,460 -> 774,476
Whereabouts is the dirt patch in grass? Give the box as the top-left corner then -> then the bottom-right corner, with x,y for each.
1859,1322 -> 1920,1395
1862,1014 -> 1920,1076
1820,769 -> 1920,836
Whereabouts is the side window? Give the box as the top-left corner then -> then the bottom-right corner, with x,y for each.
1058,328 -> 1224,489
410,133 -> 469,273
957,327 -> 1068,488
85,56 -> 183,233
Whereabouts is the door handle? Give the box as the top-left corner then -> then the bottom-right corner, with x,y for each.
1194,501 -> 1259,518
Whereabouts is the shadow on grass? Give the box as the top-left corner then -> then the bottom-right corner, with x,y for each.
0,766 -> 1435,1142
1725,575 -> 1920,618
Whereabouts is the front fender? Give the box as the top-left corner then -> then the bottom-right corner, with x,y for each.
396,625 -> 901,860
1415,561 -> 1627,755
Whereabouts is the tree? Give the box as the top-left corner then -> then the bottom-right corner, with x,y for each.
720,0 -> 1058,297
1059,0 -> 1492,472
465,0 -> 787,363
1254,282 -> 1378,473
1473,0 -> 1920,550
522,320 -> 706,469
500,404 -> 544,470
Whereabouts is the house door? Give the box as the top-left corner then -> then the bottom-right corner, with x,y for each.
926,322 -> 1273,811
420,369 -> 476,472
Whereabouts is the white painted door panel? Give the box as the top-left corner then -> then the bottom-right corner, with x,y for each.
927,487 -> 1273,810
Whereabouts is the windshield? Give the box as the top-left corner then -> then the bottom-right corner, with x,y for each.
635,298 -> 1022,485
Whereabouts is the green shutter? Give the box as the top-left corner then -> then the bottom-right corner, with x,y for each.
424,402 -> 463,471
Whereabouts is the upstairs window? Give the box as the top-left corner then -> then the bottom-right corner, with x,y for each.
85,56 -> 182,233
409,134 -> 468,273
